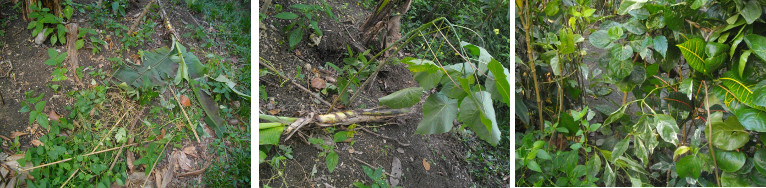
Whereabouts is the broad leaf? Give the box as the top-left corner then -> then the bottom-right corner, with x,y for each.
611,137 -> 630,162
487,60 -> 510,105
608,26 -> 624,40
515,94 -> 530,125
288,28 -> 303,50
734,106 -> 766,132
115,46 -> 177,88
624,19 -> 646,35
655,114 -> 680,146
673,146 -> 690,161
715,149 -> 746,172
327,151 -> 339,173
415,93 -> 458,134
617,0 -> 648,15
754,149 -> 766,175
677,155 -> 702,179
708,112 -> 749,150
378,87 -> 423,109
459,91 -> 500,146
611,45 -> 634,61
259,126 -> 284,145
605,162 -> 616,187
589,30 -> 612,49
603,104 -> 627,126
703,42 -> 729,73
273,12 -> 298,19
741,0 -> 762,24
664,92 -> 694,111
608,59 -> 633,80
654,36 -> 668,57
460,42 -> 492,74
677,38 -> 708,74
745,34 -> 766,63
558,111 -> 578,136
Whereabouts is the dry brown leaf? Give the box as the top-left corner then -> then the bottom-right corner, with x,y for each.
10,131 -> 27,139
30,140 -> 43,147
182,146 -> 198,158
268,109 -> 281,115
154,168 -> 162,188
177,151 -> 193,171
179,95 -> 191,107
310,77 -> 326,89
161,165 -> 173,188
422,158 -> 430,171
47,110 -> 60,121
127,151 -> 135,172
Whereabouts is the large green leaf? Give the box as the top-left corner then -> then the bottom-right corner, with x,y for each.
515,94 -> 530,125
259,126 -> 284,145
558,29 -> 576,55
745,34 -> 766,63
273,12 -> 298,19
327,151 -> 339,173
677,38 -> 708,74
115,46 -> 177,88
608,26 -> 624,40
617,65 -> 646,92
589,30 -> 612,49
741,0 -> 762,24
740,50 -> 752,77
605,162 -> 616,187
608,59 -> 633,81
611,137 -> 630,162
603,104 -> 627,127
415,93 -> 458,134
487,59 -> 510,105
664,92 -> 694,111
378,87 -> 423,109
707,112 -> 750,150
172,42 -> 206,85
677,155 -> 702,179
558,111 -> 578,135
288,28 -> 303,50
734,106 -> 766,132
624,19 -> 646,35
755,149 -> 766,175
611,45 -> 634,61
655,114 -> 680,146
460,42 -> 492,74
586,153 -> 602,176
720,71 -> 766,111
715,149 -> 747,172
459,91 -> 500,146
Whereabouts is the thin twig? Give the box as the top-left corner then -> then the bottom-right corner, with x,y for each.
128,0 -> 157,36
60,169 -> 79,188
170,86 -> 201,142
141,135 -> 173,188
350,156 -> 392,177
359,127 -> 410,147
177,162 -> 211,177
21,142 -> 143,172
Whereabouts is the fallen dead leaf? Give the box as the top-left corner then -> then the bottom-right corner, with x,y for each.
348,148 -> 355,154
161,165 -> 173,188
310,77 -> 326,89
30,140 -> 43,147
157,129 -> 166,140
268,109 -> 281,115
183,146 -> 198,158
179,95 -> 191,107
10,131 -> 27,139
423,158 -> 430,171
47,110 -> 60,121
177,151 -> 193,171
127,151 -> 135,172
154,168 -> 162,188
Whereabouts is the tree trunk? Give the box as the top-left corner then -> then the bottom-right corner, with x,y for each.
359,0 -> 413,57
22,0 -> 62,21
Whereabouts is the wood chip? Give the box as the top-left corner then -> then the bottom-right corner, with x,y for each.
422,158 -> 430,171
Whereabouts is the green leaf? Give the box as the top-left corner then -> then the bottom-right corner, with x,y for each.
745,34 -> 766,63
459,42 -> 492,74
259,126 -> 284,145
327,151 -> 339,173
288,28 -> 303,50
611,45 -> 633,61
703,42 -> 729,73
740,50 -> 751,77
544,0 -> 560,16
259,150 -> 267,164
655,114 -> 680,146
171,42 -> 205,85
459,91 -> 500,146
708,112 -> 750,150
646,14 -> 665,29
722,172 -> 752,186
115,127 -> 127,143
213,74 -> 251,99
114,46 -> 176,88
528,160 -> 542,172
558,29 -> 575,55
589,30 -> 612,49
715,149 -> 746,172
415,93 -> 458,134
586,154 -> 602,176
677,38 -> 708,74
515,94 -> 530,125
734,106 -> 766,132
617,0 -> 648,15
604,163 -> 616,187
75,39 -> 84,50
333,131 -> 348,142
673,146 -> 690,161
691,0 -> 709,9
273,12 -> 299,19
603,105 -> 627,126
487,60 -> 510,105
558,112 -> 578,136
755,149 -> 766,175
611,137 -> 630,162
741,0 -> 762,24
378,87 -> 423,109
677,155 -> 702,179
654,36 -> 668,57
608,59 -> 633,80
624,19 -> 646,35
608,26 -> 624,41
665,92 -> 694,111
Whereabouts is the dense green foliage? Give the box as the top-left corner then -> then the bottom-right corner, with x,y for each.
517,0 -> 766,186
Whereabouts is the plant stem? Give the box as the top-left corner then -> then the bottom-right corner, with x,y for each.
704,81 -> 722,186
522,0 -> 544,131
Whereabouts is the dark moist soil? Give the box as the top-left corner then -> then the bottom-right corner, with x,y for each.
259,0 -> 484,187
1,0 -> 245,186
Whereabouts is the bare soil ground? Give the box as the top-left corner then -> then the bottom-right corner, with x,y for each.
258,0 -> 501,187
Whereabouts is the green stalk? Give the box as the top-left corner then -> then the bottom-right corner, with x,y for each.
259,122 -> 285,130
259,114 -> 298,124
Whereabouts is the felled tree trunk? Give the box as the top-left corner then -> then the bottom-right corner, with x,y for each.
21,0 -> 62,21
359,0 -> 413,57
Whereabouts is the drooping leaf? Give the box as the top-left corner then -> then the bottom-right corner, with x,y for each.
605,162 -> 616,187
754,149 -> 766,175
617,0 -> 648,15
715,149 -> 746,172
677,155 -> 702,179
654,36 -> 668,57
259,126 -> 284,145
378,87 -> 423,109
703,42 -> 729,73
273,12 -> 299,19
115,46 -> 177,88
611,137 -> 630,162
460,42 -> 493,74
459,91 -> 500,146
603,104 -> 627,126
741,0 -> 762,24
172,42 -> 206,85
655,114 -> 680,146
194,81 -> 225,138
745,34 -> 766,63
415,93 -> 458,134
559,112 -> 578,136
487,60 -> 510,105
515,94 -> 530,125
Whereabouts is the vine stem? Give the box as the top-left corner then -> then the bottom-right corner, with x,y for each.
703,81 -> 722,186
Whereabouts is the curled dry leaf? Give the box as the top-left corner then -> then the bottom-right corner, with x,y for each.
268,109 -> 281,115
157,129 -> 166,140
176,151 -> 193,171
310,77 -> 326,89
127,151 -> 135,172
180,95 -> 191,107
47,110 -> 60,121
423,158 -> 430,171
30,140 -> 43,147
182,146 -> 198,158
10,131 -> 27,139
154,168 -> 162,188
